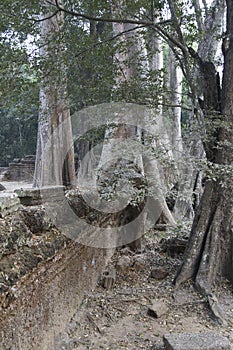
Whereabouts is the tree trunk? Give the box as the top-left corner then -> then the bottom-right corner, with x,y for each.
165,48 -> 194,220
33,1 -> 75,187
145,25 -> 177,226
174,0 -> 233,324
173,0 -> 225,220
95,5 -> 176,250
167,48 -> 183,160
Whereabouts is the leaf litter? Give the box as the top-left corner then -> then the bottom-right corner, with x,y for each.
55,230 -> 233,350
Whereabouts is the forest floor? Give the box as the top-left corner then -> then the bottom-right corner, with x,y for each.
56,228 -> 233,350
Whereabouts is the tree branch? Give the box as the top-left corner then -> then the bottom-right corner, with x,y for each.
43,1 -> 172,28
150,26 -> 186,52
18,10 -> 60,23
74,25 -> 147,57
34,0 -> 198,106
167,0 -> 185,45
167,0 -> 197,103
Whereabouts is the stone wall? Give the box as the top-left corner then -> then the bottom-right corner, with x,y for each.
0,167 -> 9,182
0,186 -> 115,350
0,167 -> 8,175
0,242 -> 112,350
4,155 -> 35,182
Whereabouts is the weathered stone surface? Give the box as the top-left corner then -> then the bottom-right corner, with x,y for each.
0,204 -> 115,349
102,266 -> 116,289
150,267 -> 169,280
0,211 -> 67,292
0,167 -> 10,181
163,332 -> 231,350
0,167 -> 8,175
0,185 -> 118,350
133,255 -> 147,271
66,187 -> 145,249
116,255 -> 132,272
15,186 -> 66,206
20,206 -> 53,233
0,242 -> 114,350
148,300 -> 169,318
0,192 -> 21,217
160,237 -> 187,257
6,155 -> 35,181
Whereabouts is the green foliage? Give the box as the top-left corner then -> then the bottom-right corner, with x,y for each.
168,220 -> 191,239
0,41 -> 38,166
0,55 -> 38,166
0,0 -> 228,179
0,104 -> 38,166
97,159 -> 148,206
197,159 -> 233,186
64,20 -> 115,110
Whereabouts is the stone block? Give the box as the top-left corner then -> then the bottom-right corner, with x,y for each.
0,167 -> 8,175
150,267 -> 169,280
148,300 -> 169,318
160,237 -> 187,257
6,155 -> 35,181
133,255 -> 147,271
0,192 -> 21,217
116,255 -> 132,272
163,332 -> 231,350
20,206 -> 53,233
15,186 -> 66,206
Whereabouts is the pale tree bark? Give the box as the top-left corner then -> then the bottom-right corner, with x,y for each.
33,1 -> 75,187
174,0 -> 233,325
167,48 -> 183,160
185,0 -> 225,215
112,4 -> 177,229
165,48 -> 194,220
96,3 -> 176,250
169,0 -> 225,219
147,31 -> 162,72
197,0 -> 225,62
145,31 -> 177,226
100,9 -> 146,250
164,0 -> 199,219
75,20 -> 103,189
145,10 -> 188,221
142,22 -> 179,227
167,45 -> 202,219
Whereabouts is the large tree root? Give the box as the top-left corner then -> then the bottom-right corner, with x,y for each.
173,180 -> 233,325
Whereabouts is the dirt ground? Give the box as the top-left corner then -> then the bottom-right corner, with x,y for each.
55,229 -> 233,350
